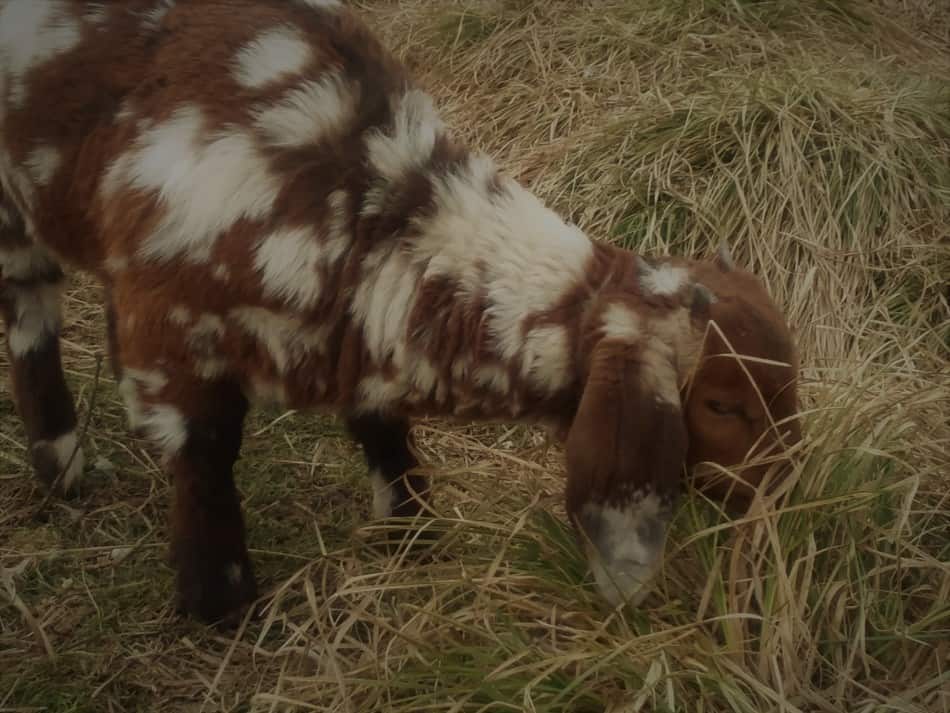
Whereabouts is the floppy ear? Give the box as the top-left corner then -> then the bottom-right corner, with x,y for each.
565,339 -> 688,606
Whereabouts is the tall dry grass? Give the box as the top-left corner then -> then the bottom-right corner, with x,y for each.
1,0 -> 947,711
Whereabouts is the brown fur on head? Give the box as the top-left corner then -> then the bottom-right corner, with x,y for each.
560,244 -> 801,606
682,248 -> 802,507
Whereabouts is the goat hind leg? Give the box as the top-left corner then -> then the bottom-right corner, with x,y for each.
123,366 -> 257,625
0,206 -> 84,495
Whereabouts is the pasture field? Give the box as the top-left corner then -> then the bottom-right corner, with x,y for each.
1,0 -> 948,711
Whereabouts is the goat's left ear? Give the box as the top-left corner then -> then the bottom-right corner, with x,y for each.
564,339 -> 687,607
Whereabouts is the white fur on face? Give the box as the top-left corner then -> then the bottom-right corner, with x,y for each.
234,26 -> 312,89
640,339 -> 681,407
601,302 -> 641,343
254,74 -> 357,148
640,262 -> 687,297
580,492 -> 669,607
5,282 -> 61,357
0,0 -> 81,107
34,430 -> 85,492
103,106 -> 280,265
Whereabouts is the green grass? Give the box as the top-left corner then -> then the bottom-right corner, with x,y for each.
3,0 -> 949,711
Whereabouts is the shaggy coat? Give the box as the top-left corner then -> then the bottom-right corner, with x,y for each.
0,0 -> 801,623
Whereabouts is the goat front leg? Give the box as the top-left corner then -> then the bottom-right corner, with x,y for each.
346,411 -> 433,550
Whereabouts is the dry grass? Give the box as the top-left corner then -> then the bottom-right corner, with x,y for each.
2,0 -> 948,711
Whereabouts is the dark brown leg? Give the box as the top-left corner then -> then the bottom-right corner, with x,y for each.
164,379 -> 257,626
0,205 -> 83,494
345,411 -> 429,520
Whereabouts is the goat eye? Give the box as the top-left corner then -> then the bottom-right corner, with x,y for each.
705,399 -> 735,416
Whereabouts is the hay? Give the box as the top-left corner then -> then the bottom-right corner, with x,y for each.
2,0 -> 948,710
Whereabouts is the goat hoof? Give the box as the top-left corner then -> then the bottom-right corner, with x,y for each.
31,440 -> 84,499
175,553 -> 258,627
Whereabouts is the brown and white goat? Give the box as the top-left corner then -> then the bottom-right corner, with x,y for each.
0,0 -> 801,623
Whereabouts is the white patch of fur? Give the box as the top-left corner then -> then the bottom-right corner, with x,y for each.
6,282 -> 61,357
25,145 -> 61,186
0,1 -> 81,107
356,375 -> 407,413
650,309 -> 704,381
226,562 -> 244,586
522,324 -> 571,392
114,100 -> 136,124
473,364 -> 510,393
118,369 -> 167,431
640,339 -> 681,407
254,73 -> 357,148
363,90 -> 444,214
602,302 -> 641,343
124,367 -> 168,395
168,305 -> 191,326
212,264 -> 231,282
414,155 -> 593,366
186,315 -> 226,375
351,245 -> 419,370
229,307 -> 326,373
141,404 -> 188,455
408,358 -> 440,398
234,26 -> 312,89
640,262 -> 687,297
103,106 -> 280,265
118,375 -> 145,430
368,469 -> 395,519
254,227 -> 324,309
188,313 -> 225,343
193,358 -> 229,380
582,493 -> 668,607
36,430 -> 85,491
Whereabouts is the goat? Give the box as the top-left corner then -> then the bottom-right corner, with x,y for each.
0,0 -> 802,624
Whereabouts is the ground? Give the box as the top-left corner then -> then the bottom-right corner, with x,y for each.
1,0 -> 948,711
